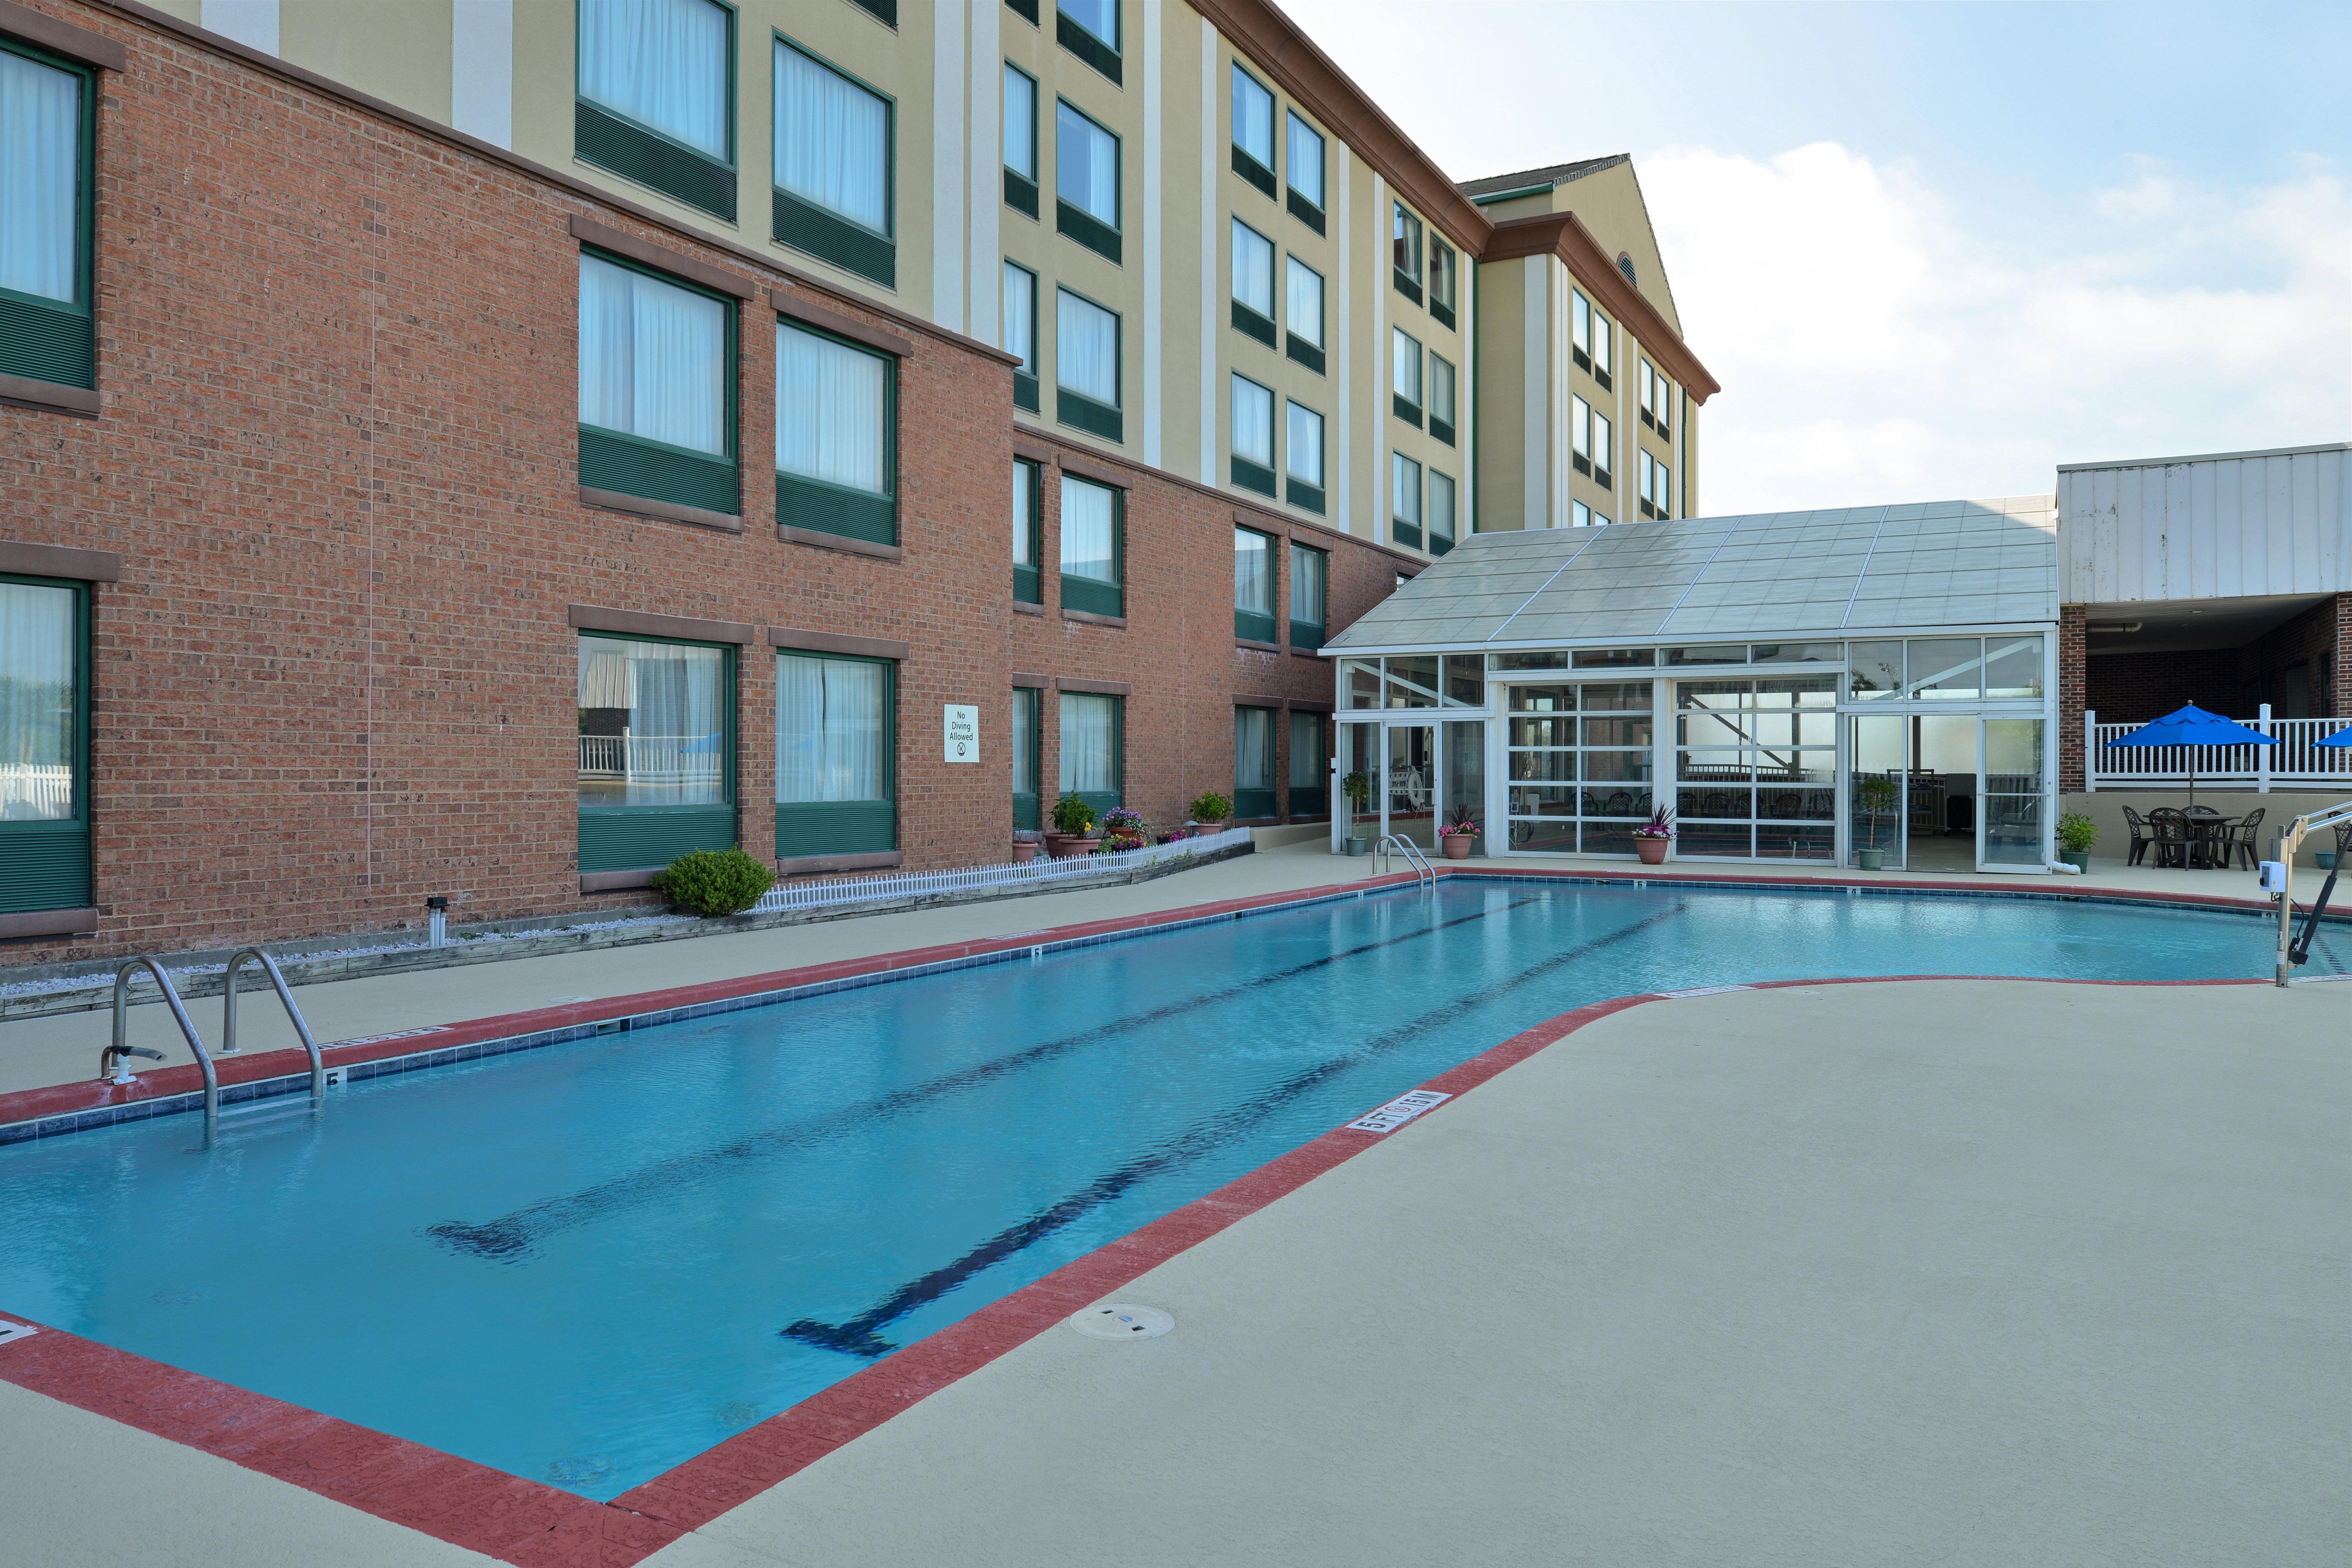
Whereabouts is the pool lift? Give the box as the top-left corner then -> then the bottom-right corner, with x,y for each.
2262,800 -> 2352,986
99,948 -> 328,1141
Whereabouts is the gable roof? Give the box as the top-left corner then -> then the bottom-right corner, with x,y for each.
1326,499 -> 2061,653
1460,156 -> 1629,200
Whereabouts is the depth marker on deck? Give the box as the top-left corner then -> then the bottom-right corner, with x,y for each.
1346,1089 -> 1451,1133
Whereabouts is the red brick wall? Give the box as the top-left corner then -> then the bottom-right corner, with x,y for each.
2082,594 -> 2346,727
0,2 -> 1410,966
2057,605 -> 2086,792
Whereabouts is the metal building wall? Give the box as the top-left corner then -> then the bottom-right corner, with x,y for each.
2058,443 -> 2349,604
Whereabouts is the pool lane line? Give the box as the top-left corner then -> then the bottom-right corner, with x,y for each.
781,900 -> 1691,1357
427,894 -> 1549,1262
0,975 -> 2272,1567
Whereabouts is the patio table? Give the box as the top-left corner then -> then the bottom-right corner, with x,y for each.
2183,809 -> 2237,870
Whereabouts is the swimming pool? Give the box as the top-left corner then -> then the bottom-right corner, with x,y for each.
0,881 -> 2311,1500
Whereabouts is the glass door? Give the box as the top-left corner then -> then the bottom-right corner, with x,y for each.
1911,714 -> 1979,873
1980,718 -> 2046,870
1848,713 -> 1907,869
1384,723 -> 1438,850
1442,719 -> 1485,851
1339,721 -> 1379,847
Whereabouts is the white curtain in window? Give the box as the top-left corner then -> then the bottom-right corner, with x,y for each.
1230,220 -> 1272,314
1234,528 -> 1272,614
579,254 -> 726,454
1289,543 -> 1326,623
577,636 -> 726,807
1055,289 -> 1117,403
1392,453 -> 1421,525
0,582 -> 74,821
1286,402 -> 1323,484
1430,356 -> 1455,423
1231,375 -> 1272,467
1011,688 -> 1038,795
1002,262 -> 1035,373
1392,329 -> 1421,403
1592,411 -> 1612,473
1571,291 -> 1591,354
775,42 -> 889,232
1234,707 -> 1272,790
777,654 -> 885,803
1231,65 -> 1272,164
1429,471 -> 1456,542
1285,112 -> 1322,205
1055,101 -> 1118,225
777,323 -> 886,493
0,51 -> 80,304
1059,0 -> 1117,48
1591,312 -> 1611,373
1288,712 -> 1323,789
1570,394 -> 1591,458
1285,258 -> 1322,348
1002,65 -> 1036,176
1059,693 -> 1115,793
1060,474 -> 1115,582
1012,462 -> 1035,566
579,0 -> 727,158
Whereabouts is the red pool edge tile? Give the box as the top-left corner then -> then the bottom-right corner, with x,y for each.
0,869 -> 2284,1563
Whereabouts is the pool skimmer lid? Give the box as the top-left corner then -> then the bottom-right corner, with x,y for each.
1071,1303 -> 1173,1340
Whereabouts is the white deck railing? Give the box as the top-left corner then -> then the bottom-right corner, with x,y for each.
748,827 -> 1257,914
2086,708 -> 2352,791
577,734 -> 725,787
0,764 -> 72,819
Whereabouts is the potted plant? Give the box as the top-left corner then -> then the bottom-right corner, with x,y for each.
1011,830 -> 1041,864
2055,811 -> 2098,872
1439,804 -> 1480,860
1188,791 -> 1233,838
1632,805 -> 1675,866
1046,794 -> 1100,858
1854,775 -> 1899,870
1098,806 -> 1150,853
1342,771 -> 1373,855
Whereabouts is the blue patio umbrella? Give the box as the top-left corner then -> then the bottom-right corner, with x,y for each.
2319,726 -> 2352,747
2102,702 -> 2276,810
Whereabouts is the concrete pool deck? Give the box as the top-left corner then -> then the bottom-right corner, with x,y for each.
0,974 -> 2341,1566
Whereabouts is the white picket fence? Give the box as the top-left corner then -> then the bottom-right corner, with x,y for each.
2086,709 -> 2352,791
749,827 -> 1256,914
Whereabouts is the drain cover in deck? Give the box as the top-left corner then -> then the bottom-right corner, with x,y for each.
1069,1303 -> 1173,1340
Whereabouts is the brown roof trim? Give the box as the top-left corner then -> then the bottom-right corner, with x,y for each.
767,627 -> 909,660
1195,0 -> 1489,254
568,604 -> 756,645
0,0 -> 125,69
0,537 -> 121,582
1057,676 -> 1133,696
1485,213 -> 1721,402
571,215 -> 754,300
90,0 -> 1015,368
770,288 -> 917,357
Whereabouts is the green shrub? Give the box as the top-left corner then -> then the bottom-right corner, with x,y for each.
651,847 -> 776,917
2055,812 -> 2099,853
1188,790 -> 1233,823
1051,793 -> 1099,836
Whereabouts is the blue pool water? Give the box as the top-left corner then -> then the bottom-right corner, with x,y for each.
0,882 -> 2312,1499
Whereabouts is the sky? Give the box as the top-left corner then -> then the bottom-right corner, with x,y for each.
1281,0 -> 2352,514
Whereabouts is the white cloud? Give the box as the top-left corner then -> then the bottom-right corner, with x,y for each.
1644,143 -> 2352,513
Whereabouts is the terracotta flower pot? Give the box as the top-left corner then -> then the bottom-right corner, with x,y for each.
1050,836 -> 1101,859
1442,833 -> 1474,860
1012,839 -> 1039,863
1635,836 -> 1670,865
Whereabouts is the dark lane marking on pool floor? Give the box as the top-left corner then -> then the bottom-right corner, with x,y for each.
429,893 -> 1558,1260
782,901 -> 1689,1357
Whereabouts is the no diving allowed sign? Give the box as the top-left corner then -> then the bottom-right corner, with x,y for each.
1346,1089 -> 1450,1133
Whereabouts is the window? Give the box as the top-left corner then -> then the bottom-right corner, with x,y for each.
1288,710 -> 1327,816
1007,0 -> 1038,21
775,651 -> 896,859
1012,458 -> 1043,602
1571,500 -> 1592,529
1591,408 -> 1613,487
1231,63 -> 1275,196
1428,354 -> 1456,446
1428,470 -> 1456,556
1285,111 -> 1325,232
1391,327 -> 1422,426
1392,452 -> 1422,549
1234,526 -> 1276,642
772,39 -> 893,283
1056,0 -> 1120,84
1505,679 -> 1654,855
776,320 -> 895,544
1639,360 -> 1671,433
1230,219 -> 1275,346
577,633 -> 734,873
1429,239 -> 1458,330
0,40 -> 95,393
1004,259 -> 1039,410
1234,706 -> 1277,819
1638,450 -> 1671,520
1284,256 -> 1325,373
1059,691 -> 1122,814
578,251 -> 738,516
1392,202 -> 1423,302
1589,303 -> 1613,388
1230,374 -> 1276,497
1012,685 -> 1042,830
1002,63 -> 1038,218
0,576 -> 89,912
1054,287 -> 1121,439
1618,251 -> 1638,288
1570,290 -> 1592,373
1058,473 -> 1123,617
577,0 -> 735,220
1054,98 -> 1121,262
1288,540 -> 1327,650
1285,400 -> 1325,514
1571,394 -> 1591,477
1592,507 -> 1613,527
1675,676 -> 1837,861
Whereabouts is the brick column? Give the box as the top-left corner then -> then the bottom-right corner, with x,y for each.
2335,593 -> 2351,718
2058,604 -> 2088,793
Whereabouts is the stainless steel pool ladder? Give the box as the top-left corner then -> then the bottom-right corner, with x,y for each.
104,950 -> 326,1137
1375,834 -> 1436,890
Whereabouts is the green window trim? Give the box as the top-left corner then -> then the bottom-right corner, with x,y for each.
1231,455 -> 1277,500
847,0 -> 897,25
1014,457 -> 1044,602
0,573 -> 92,912
574,0 -> 739,222
1285,478 -> 1325,517
1231,144 -> 1275,199
1055,198 -> 1121,264
773,651 -> 898,859
1288,541 -> 1327,651
1057,481 -> 1124,619
578,244 -> 741,519
775,316 -> 897,545
1007,0 -> 1038,22
1234,525 -> 1277,641
772,34 -> 896,285
1286,334 -> 1325,376
1012,683 -> 1043,830
0,38 -> 98,392
1055,4 -> 1121,84
1056,386 -> 1121,443
576,632 -> 738,875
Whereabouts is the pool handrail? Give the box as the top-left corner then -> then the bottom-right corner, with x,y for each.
222,946 -> 327,1109
110,957 -> 217,1129
1375,834 -> 1436,889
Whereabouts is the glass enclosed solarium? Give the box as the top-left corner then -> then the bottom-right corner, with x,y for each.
1323,497 -> 2061,874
